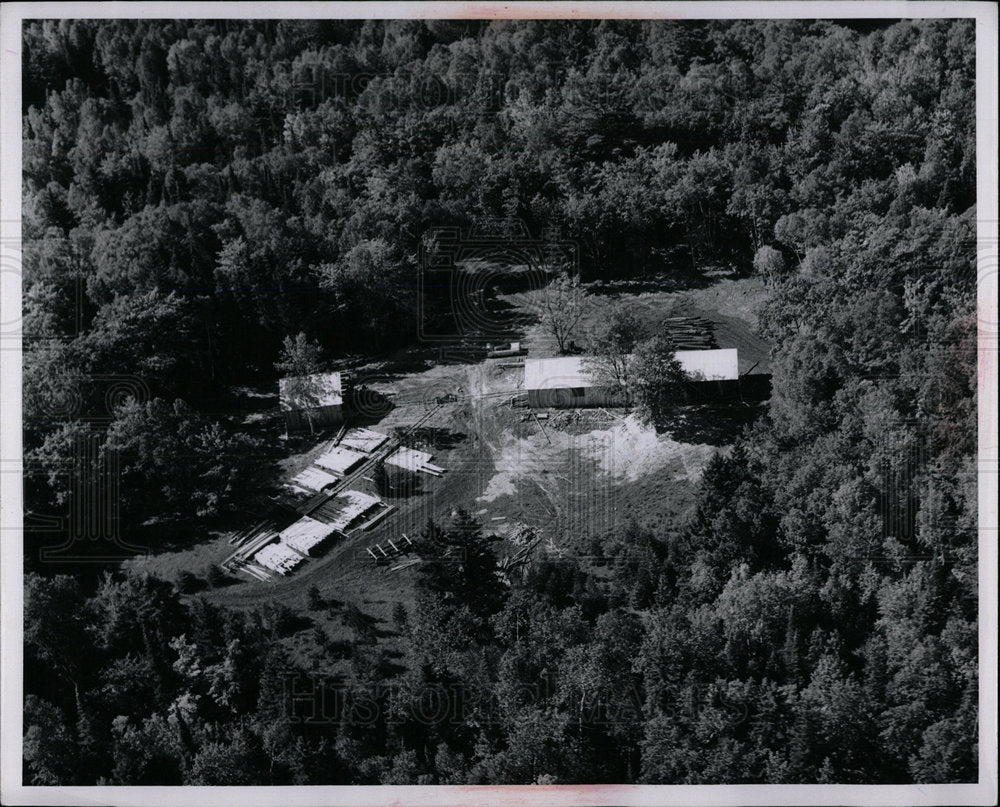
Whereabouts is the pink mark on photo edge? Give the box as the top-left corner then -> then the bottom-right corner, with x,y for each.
981,278 -> 1000,373
980,326 -> 998,378
419,2 -> 681,20
437,783 -> 641,806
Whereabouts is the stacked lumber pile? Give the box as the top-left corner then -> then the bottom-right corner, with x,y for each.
662,315 -> 717,350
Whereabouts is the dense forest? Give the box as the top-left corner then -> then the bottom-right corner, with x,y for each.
22,19 -> 977,784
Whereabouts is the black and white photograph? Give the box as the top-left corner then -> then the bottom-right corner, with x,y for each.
0,3 -> 996,805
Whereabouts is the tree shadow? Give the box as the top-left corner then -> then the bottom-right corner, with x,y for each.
392,426 -> 465,452
482,293 -> 535,329
207,570 -> 241,589
347,386 -> 395,424
658,399 -> 768,446
309,590 -> 344,609
371,655 -> 407,678
259,603 -> 314,637
324,639 -> 354,660
584,266 -> 721,296
174,571 -> 209,594
382,470 -> 425,499
406,268 -> 534,353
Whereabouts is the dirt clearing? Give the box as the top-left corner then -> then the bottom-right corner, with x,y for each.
131,276 -> 768,653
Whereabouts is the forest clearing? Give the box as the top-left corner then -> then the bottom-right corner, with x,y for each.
125,276 -> 772,665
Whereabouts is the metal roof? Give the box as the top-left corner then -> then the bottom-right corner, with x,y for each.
255,542 -> 305,574
524,349 -> 739,390
524,356 -> 597,391
675,349 -> 739,381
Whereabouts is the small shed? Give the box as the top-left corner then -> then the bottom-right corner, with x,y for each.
385,447 -> 446,476
279,372 -> 343,432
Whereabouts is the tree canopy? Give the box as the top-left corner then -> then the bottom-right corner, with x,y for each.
21,17 -> 978,786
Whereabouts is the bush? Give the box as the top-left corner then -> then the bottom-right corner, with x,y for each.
175,571 -> 206,594
341,604 -> 377,644
391,602 -> 409,633
205,564 -> 229,588
753,244 -> 787,284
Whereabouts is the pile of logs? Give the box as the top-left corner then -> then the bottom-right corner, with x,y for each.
662,316 -> 717,350
498,535 -> 542,573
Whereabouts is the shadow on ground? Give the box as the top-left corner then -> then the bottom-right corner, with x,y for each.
658,399 -> 769,446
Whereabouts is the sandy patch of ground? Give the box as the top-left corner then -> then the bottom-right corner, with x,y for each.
466,408 -> 723,548
478,471 -> 518,502
486,413 -> 716,491
581,414 -> 720,483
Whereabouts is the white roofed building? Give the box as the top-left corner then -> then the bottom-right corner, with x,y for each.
279,371 -> 344,433
523,356 -> 629,408
524,349 -> 739,408
674,348 -> 739,381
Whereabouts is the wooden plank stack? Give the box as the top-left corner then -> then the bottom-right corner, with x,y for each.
662,316 -> 717,350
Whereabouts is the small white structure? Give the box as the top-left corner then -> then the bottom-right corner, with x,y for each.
286,466 -> 340,495
255,542 -> 305,575
488,341 -> 526,358
386,447 -> 446,477
314,445 -> 367,477
279,372 -> 344,432
340,427 -> 389,454
279,515 -> 337,556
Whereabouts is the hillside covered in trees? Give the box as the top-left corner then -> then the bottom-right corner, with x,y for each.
22,18 -> 977,784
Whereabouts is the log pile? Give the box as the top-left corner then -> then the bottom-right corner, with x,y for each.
662,316 -> 717,350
